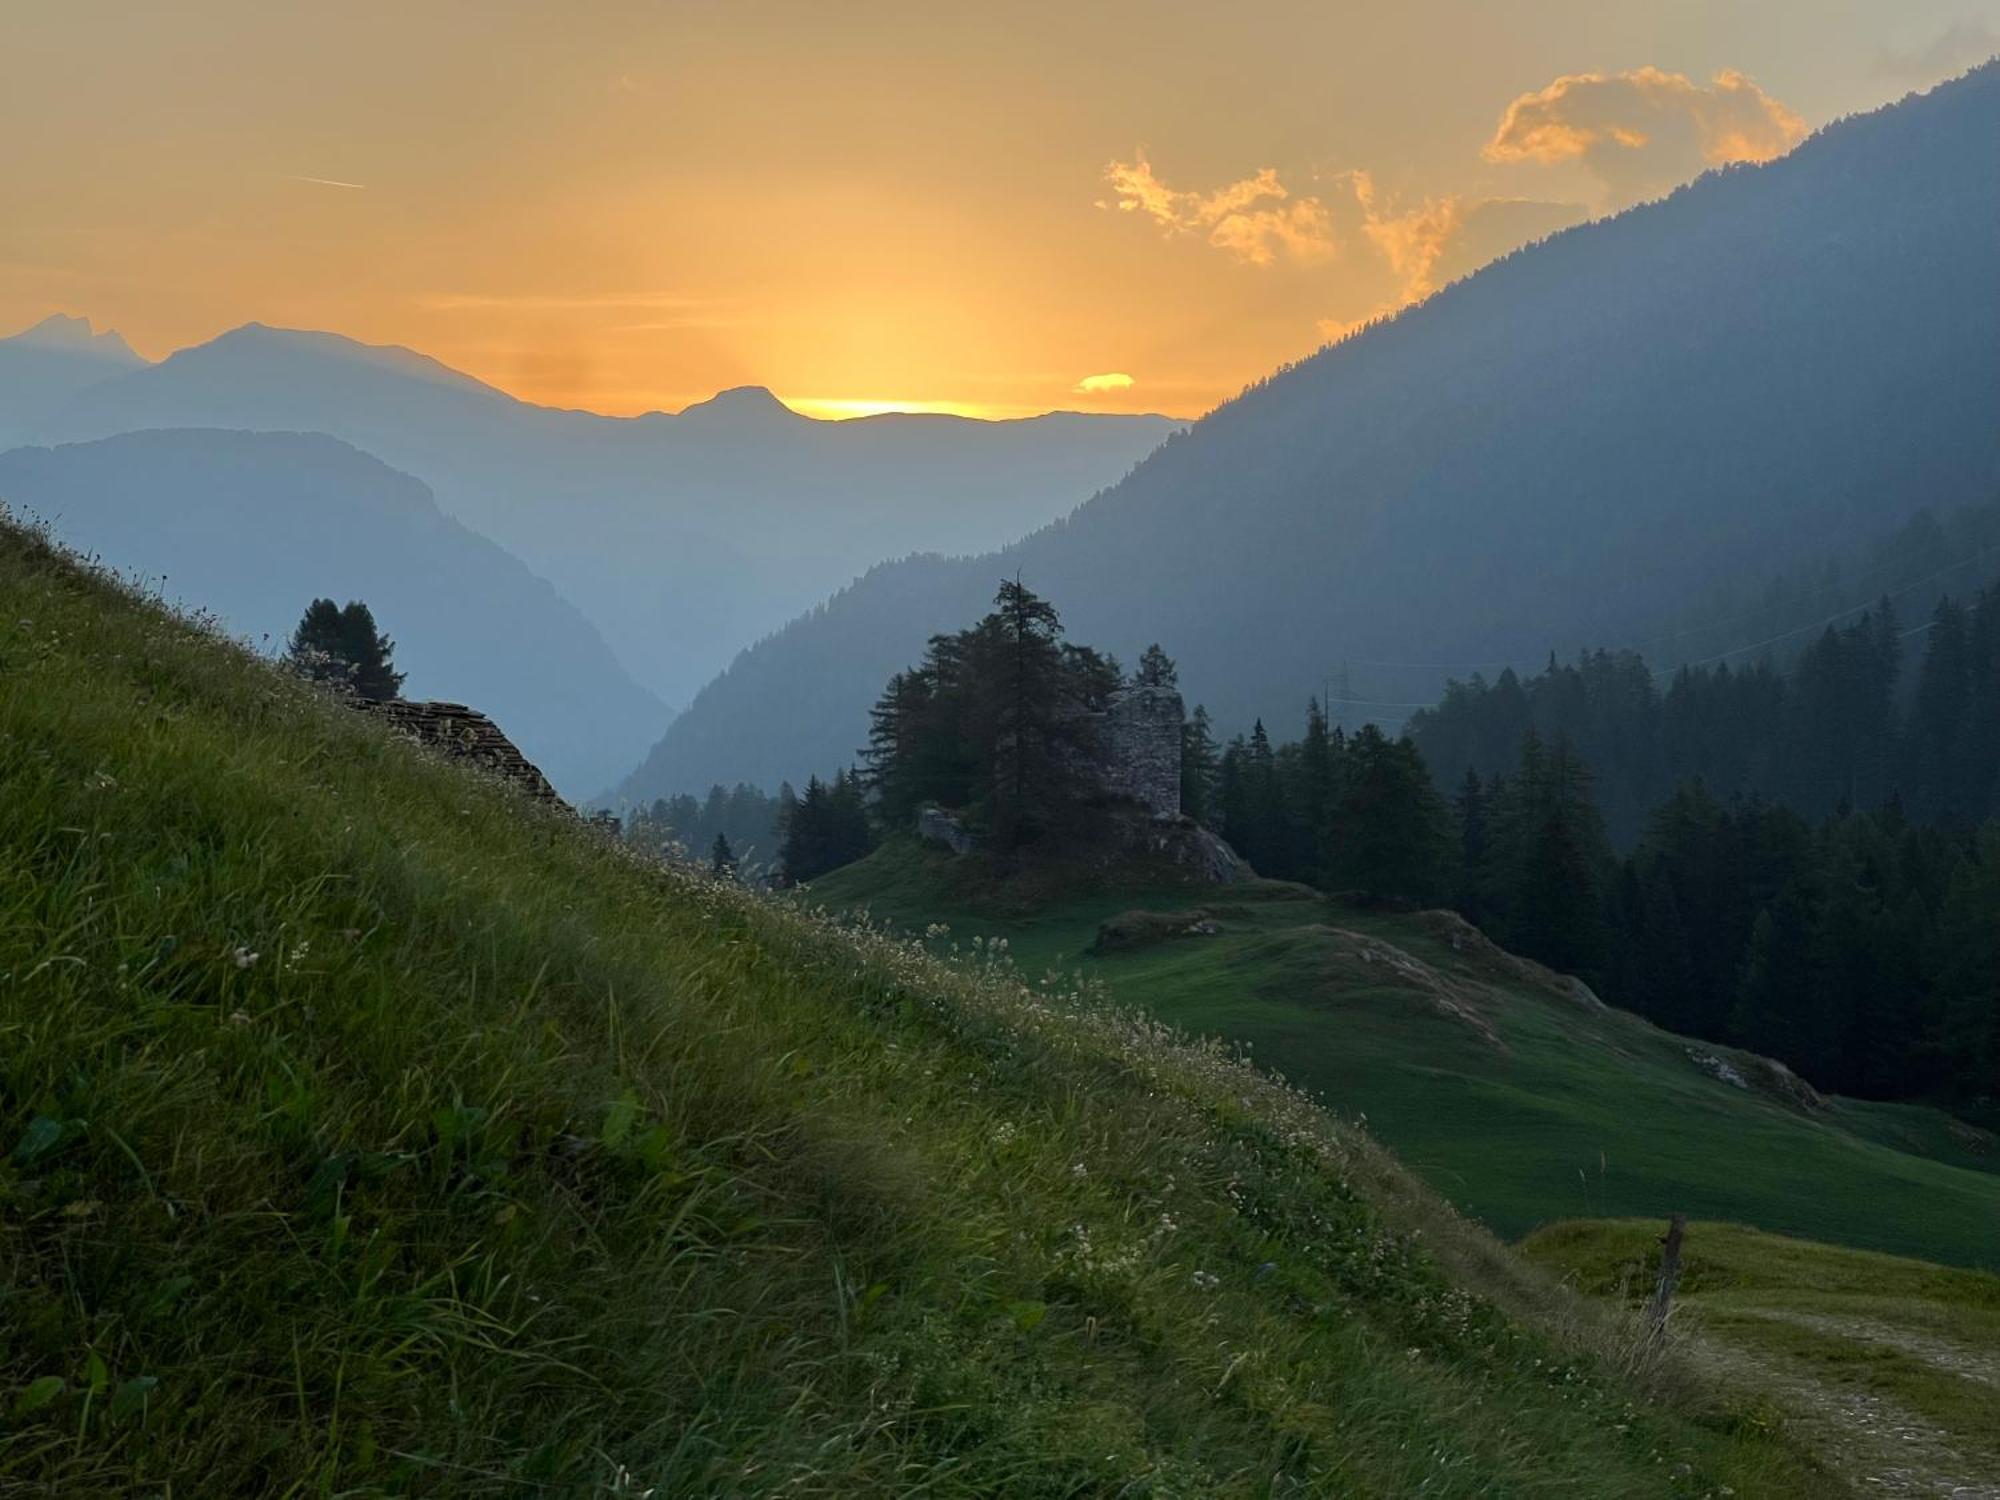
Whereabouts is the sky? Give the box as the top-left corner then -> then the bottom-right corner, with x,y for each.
3,1 -> 1995,420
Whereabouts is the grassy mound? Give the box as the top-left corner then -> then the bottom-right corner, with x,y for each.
812,842 -> 2000,1269
0,534 -> 1834,1491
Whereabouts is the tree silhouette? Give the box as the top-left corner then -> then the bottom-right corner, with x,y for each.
286,598 -> 404,701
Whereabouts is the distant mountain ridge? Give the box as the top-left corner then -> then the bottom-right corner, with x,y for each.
33,324 -> 1181,705
0,315 -> 148,449
0,429 -> 665,796
619,61 -> 2000,801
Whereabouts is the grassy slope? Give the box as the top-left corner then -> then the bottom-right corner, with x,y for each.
0,527 -> 1828,1494
809,843 -> 2000,1270
1524,1221 -> 2000,1493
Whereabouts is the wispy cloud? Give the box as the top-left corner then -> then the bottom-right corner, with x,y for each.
1102,154 -> 1335,266
416,292 -> 718,313
286,174 -> 366,191
1346,171 -> 1465,303
1873,20 -> 2000,81
1483,67 -> 1805,204
1072,372 -> 1134,394
1346,174 -> 1585,302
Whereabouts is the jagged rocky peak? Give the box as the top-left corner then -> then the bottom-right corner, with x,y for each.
6,313 -> 143,365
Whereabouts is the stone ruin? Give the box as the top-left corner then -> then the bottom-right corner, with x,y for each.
351,698 -> 565,808
1094,683 -> 1182,819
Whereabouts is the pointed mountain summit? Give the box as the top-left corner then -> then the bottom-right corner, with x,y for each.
5,313 -> 144,367
0,313 -> 151,447
674,385 -> 799,425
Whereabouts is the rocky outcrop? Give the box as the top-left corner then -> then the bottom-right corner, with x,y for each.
1091,906 -> 1223,954
353,698 -> 565,807
1116,813 -> 1253,884
917,804 -> 974,854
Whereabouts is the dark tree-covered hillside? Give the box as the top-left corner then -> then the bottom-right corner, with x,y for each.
621,62 -> 2000,802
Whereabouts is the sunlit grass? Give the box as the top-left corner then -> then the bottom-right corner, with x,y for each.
0,518 -> 1826,1493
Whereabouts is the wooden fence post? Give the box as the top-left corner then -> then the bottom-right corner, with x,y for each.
1646,1213 -> 1687,1342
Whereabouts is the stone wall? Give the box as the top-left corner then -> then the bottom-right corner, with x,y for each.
353,698 -> 565,807
1097,684 -> 1182,819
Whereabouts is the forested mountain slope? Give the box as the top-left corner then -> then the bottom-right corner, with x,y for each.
0,518 -> 1825,1494
626,62 -> 2000,799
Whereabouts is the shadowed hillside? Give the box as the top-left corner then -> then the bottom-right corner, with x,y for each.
624,62 -> 2000,799
0,516 -> 1830,1495
0,429 -> 665,796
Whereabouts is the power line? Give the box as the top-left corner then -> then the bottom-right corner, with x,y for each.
1650,541 -> 2000,678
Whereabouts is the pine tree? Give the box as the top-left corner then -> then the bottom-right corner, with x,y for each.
1934,832 -> 2000,1105
1136,643 -> 1178,688
285,599 -> 404,701
1732,895 -> 1815,1062
982,579 -> 1077,849
711,832 -> 737,879
1323,725 -> 1449,904
1906,597 -> 1973,824
1453,768 -> 1490,922
1181,704 -> 1219,824
1298,698 -> 1339,877
1494,734 -> 1610,979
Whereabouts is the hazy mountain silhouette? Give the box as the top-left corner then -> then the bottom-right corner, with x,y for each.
0,429 -> 665,796
620,61 -> 2000,802
36,328 -> 1179,704
0,315 -> 147,449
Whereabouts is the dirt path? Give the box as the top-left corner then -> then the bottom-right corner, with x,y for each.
1736,1307 -> 2000,1392
1692,1323 -> 2000,1499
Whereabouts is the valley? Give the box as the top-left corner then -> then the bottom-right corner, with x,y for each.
5,18 -> 1998,1496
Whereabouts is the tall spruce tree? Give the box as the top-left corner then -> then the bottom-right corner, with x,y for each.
1181,704 -> 1219,824
1323,725 -> 1449,904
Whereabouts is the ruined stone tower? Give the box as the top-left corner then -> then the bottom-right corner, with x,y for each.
1097,684 -> 1182,819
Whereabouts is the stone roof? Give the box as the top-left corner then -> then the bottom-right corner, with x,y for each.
352,698 -> 565,807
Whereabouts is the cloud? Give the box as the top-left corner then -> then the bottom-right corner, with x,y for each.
417,292 -> 717,312
1874,20 -> 2000,81
286,174 -> 366,190
1340,171 -> 1586,304
1103,154 -> 1335,266
1072,371 -> 1134,394
1347,171 -> 1466,303
1483,67 -> 1805,203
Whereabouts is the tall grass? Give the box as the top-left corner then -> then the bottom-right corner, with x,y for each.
0,519 -> 1823,1494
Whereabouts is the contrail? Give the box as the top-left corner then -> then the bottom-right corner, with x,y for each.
286,174 -> 366,190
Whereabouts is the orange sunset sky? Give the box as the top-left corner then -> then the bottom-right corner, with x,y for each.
4,1 -> 1995,420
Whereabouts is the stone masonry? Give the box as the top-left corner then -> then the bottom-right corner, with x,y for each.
1097,684 -> 1182,819
352,698 -> 566,807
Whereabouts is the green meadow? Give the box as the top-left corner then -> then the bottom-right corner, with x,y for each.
811,841 -> 2000,1270
0,522 -> 1833,1494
